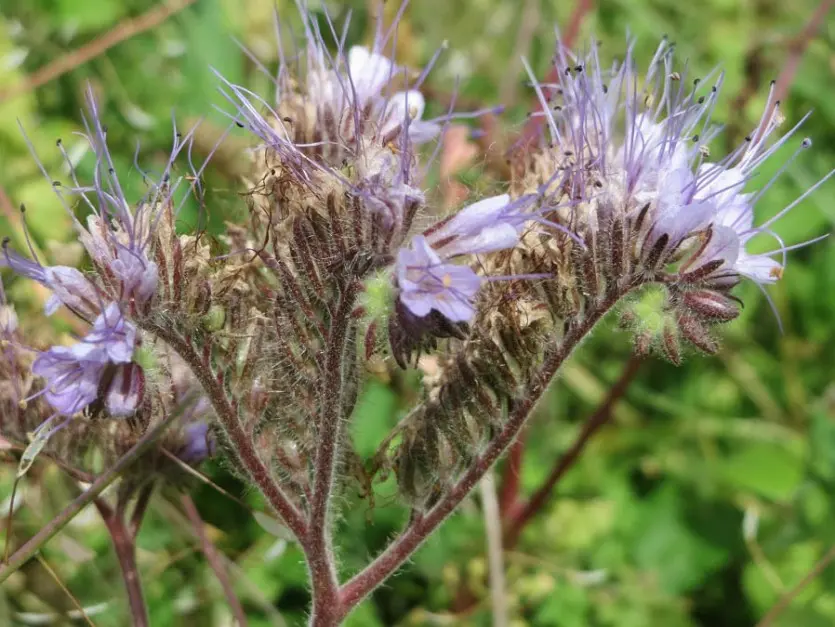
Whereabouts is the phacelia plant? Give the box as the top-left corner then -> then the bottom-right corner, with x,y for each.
0,4 -> 830,626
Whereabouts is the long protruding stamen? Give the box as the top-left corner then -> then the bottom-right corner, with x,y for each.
758,164 -> 835,231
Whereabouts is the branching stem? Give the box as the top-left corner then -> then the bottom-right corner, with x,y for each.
338,287 -> 630,618
307,280 -> 359,626
145,323 -> 308,541
0,409 -> 181,584
96,499 -> 149,627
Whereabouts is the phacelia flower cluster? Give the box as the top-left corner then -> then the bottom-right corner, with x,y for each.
0,0 -> 828,523
0,88 -> 202,423
518,38 -> 830,294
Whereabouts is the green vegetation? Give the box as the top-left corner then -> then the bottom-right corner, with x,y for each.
1,0 -> 834,625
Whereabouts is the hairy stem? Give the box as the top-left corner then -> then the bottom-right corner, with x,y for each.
0,410 -> 181,584
146,323 -> 307,541
498,433 -> 525,514
503,355 -> 643,547
181,494 -> 249,626
95,499 -> 149,627
339,289 -> 628,616
307,280 -> 359,626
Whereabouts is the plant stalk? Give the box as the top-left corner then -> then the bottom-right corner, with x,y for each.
306,280 -> 359,626
338,289 -> 627,617
145,323 -> 307,541
96,499 -> 149,627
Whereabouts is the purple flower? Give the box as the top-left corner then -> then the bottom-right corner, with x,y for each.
394,194 -> 547,323
105,363 -> 145,417
347,45 -> 399,107
397,235 -> 484,322
177,422 -> 215,464
77,303 -> 136,364
524,37 -> 832,290
31,303 -> 140,417
215,5 -> 468,195
378,89 -> 441,145
3,87 -> 185,319
1,244 -> 101,317
425,194 -> 528,257
32,347 -> 104,417
78,214 -> 159,308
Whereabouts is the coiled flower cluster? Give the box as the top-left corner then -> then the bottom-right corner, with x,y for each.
0,5 -> 829,619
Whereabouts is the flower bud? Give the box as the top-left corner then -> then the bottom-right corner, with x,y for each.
681,290 -> 740,322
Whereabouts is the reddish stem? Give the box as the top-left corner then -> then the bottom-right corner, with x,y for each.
95,499 -> 149,627
503,355 -> 643,547
497,0 -> 595,508
338,288 -> 629,618
768,0 -> 834,116
181,494 -> 249,626
306,281 -> 359,626
148,324 -> 307,541
498,433 -> 525,514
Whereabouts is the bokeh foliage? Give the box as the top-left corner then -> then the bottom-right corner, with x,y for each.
1,0 -> 834,625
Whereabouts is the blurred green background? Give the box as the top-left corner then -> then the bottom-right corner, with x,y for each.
1,0 -> 835,625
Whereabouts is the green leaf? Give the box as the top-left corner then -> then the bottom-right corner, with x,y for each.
253,511 -> 294,541
534,583 -> 590,627
17,416 -> 61,478
53,0 -> 125,32
719,442 -> 805,501
350,381 -> 398,458
633,485 -> 728,594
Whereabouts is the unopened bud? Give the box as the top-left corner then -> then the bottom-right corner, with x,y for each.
201,305 -> 226,331
662,322 -> 681,365
682,290 -> 740,322
678,314 -> 719,354
633,330 -> 652,357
